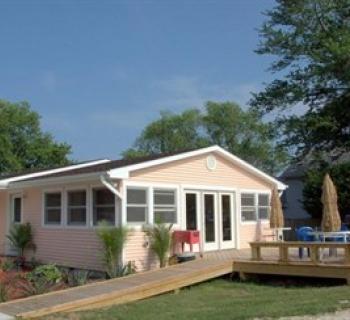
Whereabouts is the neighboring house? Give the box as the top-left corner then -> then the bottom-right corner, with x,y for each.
0,146 -> 286,272
280,151 -> 350,221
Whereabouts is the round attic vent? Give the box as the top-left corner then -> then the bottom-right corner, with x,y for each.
206,155 -> 217,171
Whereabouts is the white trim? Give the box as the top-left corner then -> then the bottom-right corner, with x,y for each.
0,159 -> 111,188
100,175 -> 123,199
181,184 -> 237,192
108,146 -> 287,190
65,187 -> 89,228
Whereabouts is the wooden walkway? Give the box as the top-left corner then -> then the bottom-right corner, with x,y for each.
0,249 -> 251,319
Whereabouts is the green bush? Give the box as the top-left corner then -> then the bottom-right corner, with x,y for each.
303,162 -> 350,219
6,223 -> 35,259
0,259 -> 15,271
96,222 -> 129,278
27,264 -> 62,284
0,283 -> 9,302
146,222 -> 172,268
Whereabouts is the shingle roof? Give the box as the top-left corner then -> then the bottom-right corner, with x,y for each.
3,148 -> 201,183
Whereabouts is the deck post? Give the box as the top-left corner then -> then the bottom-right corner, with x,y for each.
310,245 -> 320,264
279,245 -> 288,263
345,247 -> 350,265
251,246 -> 261,261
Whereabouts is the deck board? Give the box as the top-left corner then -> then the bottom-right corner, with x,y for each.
0,247 -> 349,319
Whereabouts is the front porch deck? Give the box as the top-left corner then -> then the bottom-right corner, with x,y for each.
0,245 -> 349,319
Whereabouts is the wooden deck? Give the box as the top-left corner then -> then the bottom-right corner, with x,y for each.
0,249 -> 251,319
1,245 -> 350,319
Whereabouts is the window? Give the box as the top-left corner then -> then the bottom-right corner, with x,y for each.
93,188 -> 115,225
67,190 -> 87,226
44,192 -> 62,225
153,189 -> 176,223
241,193 -> 270,222
258,194 -> 270,220
127,188 -> 147,223
241,193 -> 256,222
13,197 -> 22,223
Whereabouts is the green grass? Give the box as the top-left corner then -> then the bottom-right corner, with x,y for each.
44,278 -> 350,320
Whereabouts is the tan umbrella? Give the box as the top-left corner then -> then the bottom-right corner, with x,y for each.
321,173 -> 341,232
270,187 -> 284,229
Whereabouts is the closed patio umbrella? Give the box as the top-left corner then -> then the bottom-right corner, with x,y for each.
270,187 -> 284,240
321,173 -> 341,232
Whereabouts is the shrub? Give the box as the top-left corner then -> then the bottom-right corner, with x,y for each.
16,264 -> 62,296
6,223 -> 35,264
303,162 -> 350,219
96,222 -> 129,279
67,270 -> 90,287
0,259 -> 15,272
146,221 -> 172,268
0,282 -> 9,302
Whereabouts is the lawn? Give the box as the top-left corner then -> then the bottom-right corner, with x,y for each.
43,278 -> 350,320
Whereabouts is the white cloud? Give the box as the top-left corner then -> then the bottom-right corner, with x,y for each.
149,75 -> 260,112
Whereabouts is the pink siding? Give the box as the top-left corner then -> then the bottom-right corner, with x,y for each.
21,188 -> 104,271
239,221 -> 271,248
124,231 -> 158,272
130,152 -> 273,189
0,191 -> 7,255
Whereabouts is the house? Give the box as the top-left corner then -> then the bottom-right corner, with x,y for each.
0,146 -> 287,272
280,151 -> 350,221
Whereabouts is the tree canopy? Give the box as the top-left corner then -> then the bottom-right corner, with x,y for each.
123,101 -> 289,175
0,100 -> 71,175
303,161 -> 350,220
251,0 -> 350,156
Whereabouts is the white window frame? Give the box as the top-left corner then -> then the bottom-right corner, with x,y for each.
257,193 -> 270,220
91,187 -> 116,227
42,189 -> 63,227
240,190 -> 270,224
11,193 -> 23,224
126,187 -> 148,225
66,188 -> 88,227
153,188 -> 177,224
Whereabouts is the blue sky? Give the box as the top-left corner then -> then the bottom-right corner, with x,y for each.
0,0 -> 276,160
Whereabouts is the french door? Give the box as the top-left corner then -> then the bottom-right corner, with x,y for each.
185,191 -> 235,251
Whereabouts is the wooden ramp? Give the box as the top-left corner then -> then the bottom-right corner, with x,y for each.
0,250 -> 249,319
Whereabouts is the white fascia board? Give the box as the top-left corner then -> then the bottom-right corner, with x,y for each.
0,159 -> 111,188
108,145 -> 287,190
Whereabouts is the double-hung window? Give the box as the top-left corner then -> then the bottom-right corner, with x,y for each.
153,189 -> 177,223
92,188 -> 115,226
241,192 -> 270,222
44,192 -> 62,225
258,194 -> 270,220
126,188 -> 148,223
67,190 -> 87,226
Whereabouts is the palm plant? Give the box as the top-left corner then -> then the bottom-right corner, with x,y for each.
96,222 -> 129,279
6,223 -> 35,262
147,221 -> 173,268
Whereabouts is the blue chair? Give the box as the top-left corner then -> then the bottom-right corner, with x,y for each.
296,226 -> 315,258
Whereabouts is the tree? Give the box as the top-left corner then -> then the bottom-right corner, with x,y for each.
123,101 -> 289,175
251,0 -> 350,156
122,109 -> 209,158
0,100 -> 71,175
302,162 -> 350,220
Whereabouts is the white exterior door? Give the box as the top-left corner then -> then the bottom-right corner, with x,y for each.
184,190 -> 236,252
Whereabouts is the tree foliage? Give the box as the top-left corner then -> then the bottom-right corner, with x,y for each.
302,162 -> 350,219
251,0 -> 350,156
123,101 -> 289,175
0,100 -> 71,175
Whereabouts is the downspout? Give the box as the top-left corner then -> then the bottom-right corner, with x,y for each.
100,174 -> 123,199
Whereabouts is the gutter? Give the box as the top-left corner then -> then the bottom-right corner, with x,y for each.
100,174 -> 123,199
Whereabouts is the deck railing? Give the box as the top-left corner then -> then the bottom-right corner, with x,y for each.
250,241 -> 350,265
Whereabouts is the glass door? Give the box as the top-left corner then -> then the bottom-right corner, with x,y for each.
219,193 -> 235,249
203,192 -> 219,251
